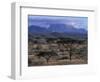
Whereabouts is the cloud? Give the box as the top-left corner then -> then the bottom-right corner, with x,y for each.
28,15 -> 88,30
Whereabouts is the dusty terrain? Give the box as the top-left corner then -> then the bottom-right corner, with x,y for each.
28,37 -> 87,66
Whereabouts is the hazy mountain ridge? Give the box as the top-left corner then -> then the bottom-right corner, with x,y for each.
29,23 -> 87,33
28,23 -> 87,39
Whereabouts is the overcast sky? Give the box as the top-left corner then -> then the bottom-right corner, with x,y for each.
28,15 -> 88,30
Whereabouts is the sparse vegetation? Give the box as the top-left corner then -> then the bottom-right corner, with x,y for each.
28,36 -> 87,66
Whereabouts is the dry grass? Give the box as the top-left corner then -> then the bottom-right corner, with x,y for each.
28,55 -> 87,66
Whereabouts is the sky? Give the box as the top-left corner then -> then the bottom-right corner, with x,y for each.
28,15 -> 88,30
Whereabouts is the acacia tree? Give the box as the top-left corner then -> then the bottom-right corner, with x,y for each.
57,38 -> 79,61
37,51 -> 58,63
67,39 -> 85,61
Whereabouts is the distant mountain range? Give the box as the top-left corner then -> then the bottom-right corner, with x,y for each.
29,23 -> 87,33
28,23 -> 87,39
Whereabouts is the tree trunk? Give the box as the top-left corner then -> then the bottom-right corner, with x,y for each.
46,58 -> 49,64
69,50 -> 72,61
69,43 -> 72,61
